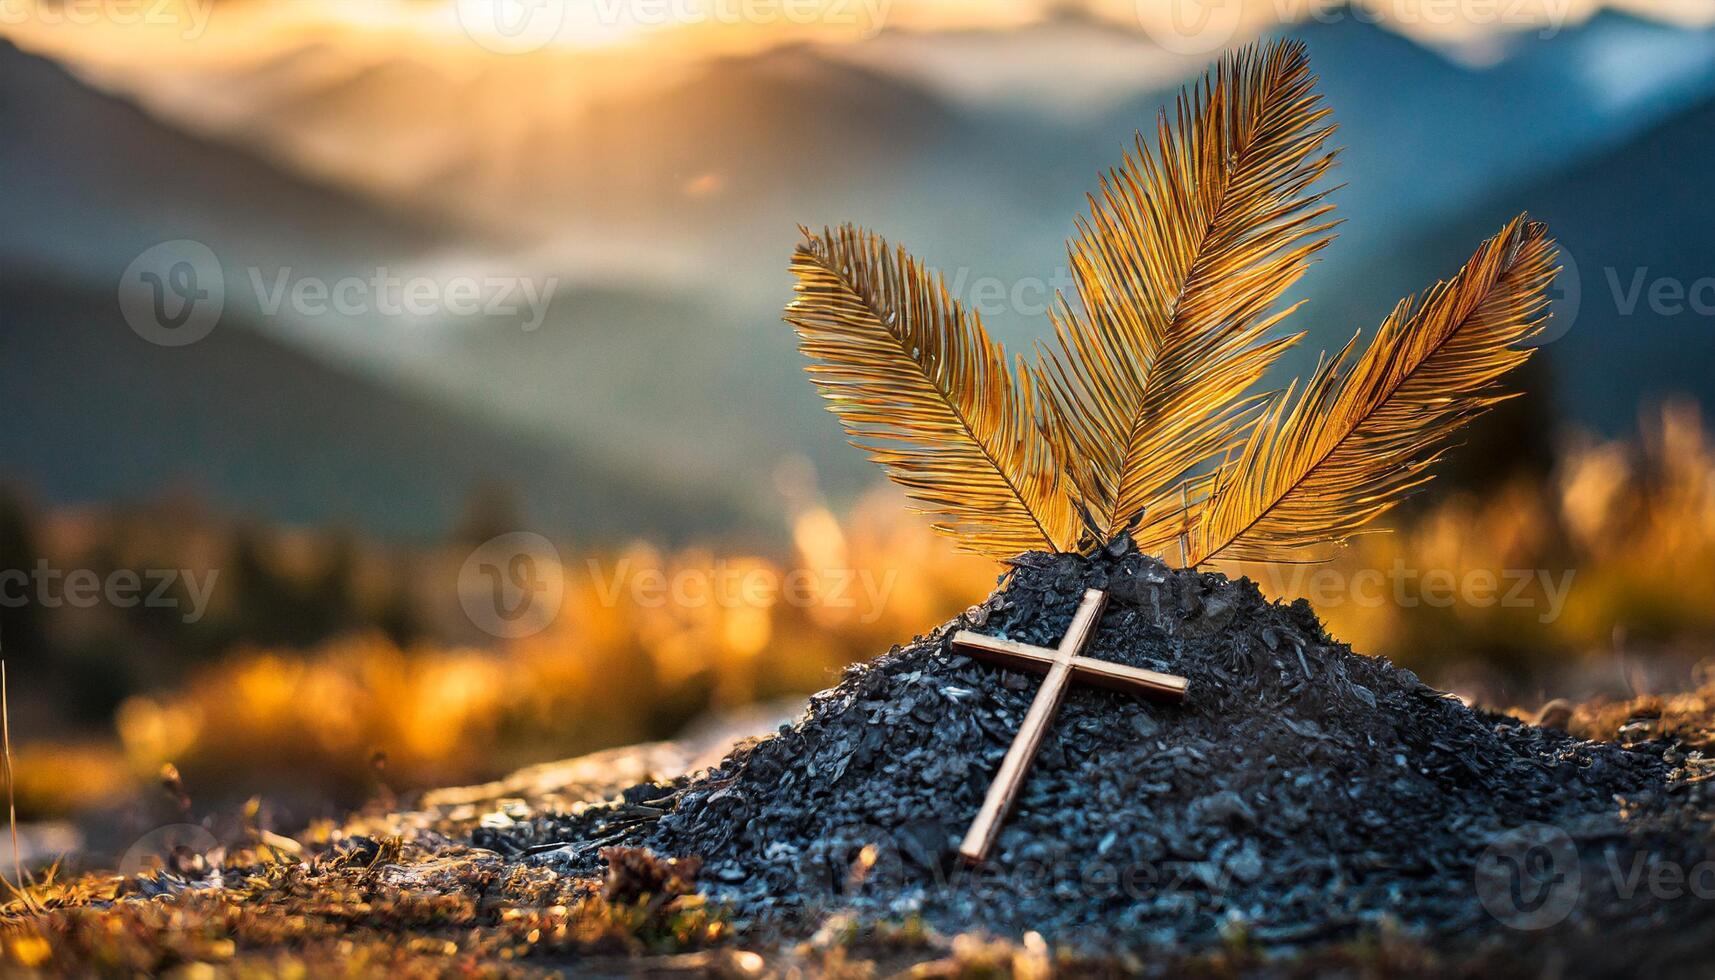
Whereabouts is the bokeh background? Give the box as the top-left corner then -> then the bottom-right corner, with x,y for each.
2,0 -> 1713,859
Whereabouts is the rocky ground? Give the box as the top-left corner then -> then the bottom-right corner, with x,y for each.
4,543 -> 1715,976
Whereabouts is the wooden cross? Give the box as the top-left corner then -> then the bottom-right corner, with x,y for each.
950,589 -> 1189,863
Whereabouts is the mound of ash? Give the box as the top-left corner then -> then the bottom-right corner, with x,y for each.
481,541 -> 1672,948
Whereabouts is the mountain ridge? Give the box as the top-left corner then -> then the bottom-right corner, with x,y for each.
1327,88 -> 1715,434
0,262 -> 767,542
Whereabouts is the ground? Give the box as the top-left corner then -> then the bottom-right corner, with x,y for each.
0,675 -> 1709,978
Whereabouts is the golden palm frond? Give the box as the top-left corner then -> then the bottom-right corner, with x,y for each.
785,225 -> 1081,558
1038,38 -> 1338,551
784,41 -> 1561,568
1189,215 -> 1558,565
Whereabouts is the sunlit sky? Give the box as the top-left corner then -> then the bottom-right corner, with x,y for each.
0,0 -> 1706,159
3,0 -> 1711,67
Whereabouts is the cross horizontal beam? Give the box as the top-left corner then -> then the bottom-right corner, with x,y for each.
948,630 -> 1188,699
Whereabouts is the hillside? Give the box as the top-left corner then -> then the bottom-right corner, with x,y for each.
0,39 -> 443,291
1332,91 -> 1715,433
0,38 -> 774,539
0,270 -> 761,541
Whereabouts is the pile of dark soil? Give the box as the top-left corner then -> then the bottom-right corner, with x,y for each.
482,541 -> 1707,954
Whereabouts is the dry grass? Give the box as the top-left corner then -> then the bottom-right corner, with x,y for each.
0,651 -> 1710,976
0,835 -> 731,976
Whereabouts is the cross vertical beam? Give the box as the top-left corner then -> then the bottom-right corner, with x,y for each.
957,590 -> 1105,863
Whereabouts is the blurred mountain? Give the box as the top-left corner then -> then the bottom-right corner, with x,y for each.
0,40 -> 763,539
0,39 -> 446,305
381,13 -> 1715,500
89,11 -> 1713,279
395,286 -> 863,498
0,269 -> 759,541
1329,89 -> 1715,435
4,13 -> 1713,533
1291,11 -> 1715,254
